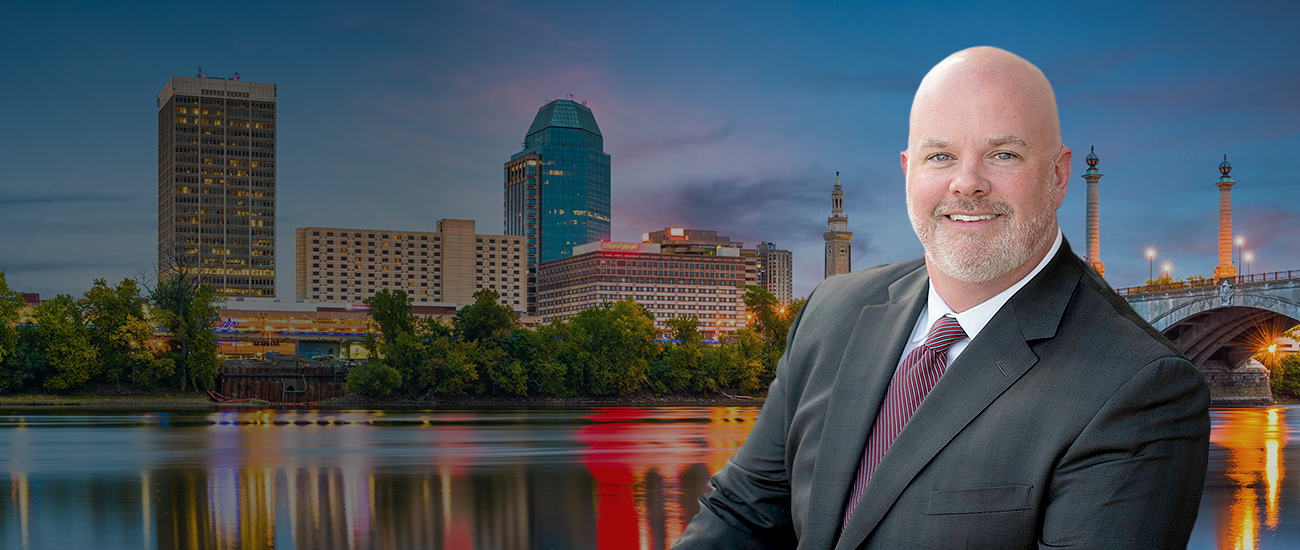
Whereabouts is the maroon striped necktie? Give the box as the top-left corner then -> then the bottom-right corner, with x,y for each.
842,314 -> 966,527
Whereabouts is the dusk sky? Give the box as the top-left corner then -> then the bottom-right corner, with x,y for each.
3,1 -> 1298,301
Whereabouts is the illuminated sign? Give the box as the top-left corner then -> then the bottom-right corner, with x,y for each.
668,227 -> 685,238
641,232 -> 650,242
600,242 -> 644,253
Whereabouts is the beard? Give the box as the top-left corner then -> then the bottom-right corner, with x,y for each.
907,184 -> 1057,284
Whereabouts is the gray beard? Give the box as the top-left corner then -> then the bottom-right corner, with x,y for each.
909,196 -> 1056,284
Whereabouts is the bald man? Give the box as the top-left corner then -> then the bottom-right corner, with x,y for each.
675,47 -> 1209,549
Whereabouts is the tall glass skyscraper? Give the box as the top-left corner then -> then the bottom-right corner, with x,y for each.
504,99 -> 611,315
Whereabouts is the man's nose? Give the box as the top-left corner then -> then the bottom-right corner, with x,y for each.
949,159 -> 990,197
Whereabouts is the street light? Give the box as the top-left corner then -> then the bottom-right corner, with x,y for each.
1162,262 -> 1172,278
1245,252 -> 1254,278
1146,249 -> 1156,281
1236,236 -> 1245,270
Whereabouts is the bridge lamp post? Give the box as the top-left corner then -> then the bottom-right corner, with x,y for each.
1162,262 -> 1172,279
1236,236 -> 1245,272
1146,249 -> 1156,281
1245,252 -> 1254,278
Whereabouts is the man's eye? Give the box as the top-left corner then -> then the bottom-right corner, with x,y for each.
994,152 -> 1015,160
932,153 -> 952,162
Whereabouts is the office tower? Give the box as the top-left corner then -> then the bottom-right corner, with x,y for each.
504,98 -> 611,315
756,241 -> 793,306
824,172 -> 852,278
295,220 -> 526,311
158,73 -> 277,296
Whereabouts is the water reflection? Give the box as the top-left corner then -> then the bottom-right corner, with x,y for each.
4,405 -> 1296,549
0,407 -> 758,549
1203,407 -> 1289,550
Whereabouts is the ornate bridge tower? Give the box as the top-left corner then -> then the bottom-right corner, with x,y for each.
1213,155 -> 1238,280
1082,147 -> 1105,276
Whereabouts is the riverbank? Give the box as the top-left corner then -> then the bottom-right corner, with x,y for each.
0,391 -> 765,408
320,392 -> 766,407
0,392 -> 216,407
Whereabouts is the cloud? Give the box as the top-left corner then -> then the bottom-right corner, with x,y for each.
611,123 -> 736,162
616,171 -> 839,247
0,194 -> 139,205
0,257 -> 141,273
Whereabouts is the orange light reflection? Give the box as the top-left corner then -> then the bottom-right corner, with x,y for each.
1209,407 -> 1288,549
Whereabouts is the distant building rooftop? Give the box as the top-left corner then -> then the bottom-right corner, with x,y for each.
526,99 -> 602,138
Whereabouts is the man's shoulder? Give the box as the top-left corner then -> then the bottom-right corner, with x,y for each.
805,258 -> 927,317
1067,260 -> 1187,362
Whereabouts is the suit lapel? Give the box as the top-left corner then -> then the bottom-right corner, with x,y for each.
835,240 -> 1083,550
800,265 -> 928,550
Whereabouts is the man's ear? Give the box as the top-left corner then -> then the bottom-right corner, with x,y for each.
1053,146 -> 1072,208
900,151 -> 909,179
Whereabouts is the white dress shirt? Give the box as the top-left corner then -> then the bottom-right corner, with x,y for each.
900,229 -> 1064,365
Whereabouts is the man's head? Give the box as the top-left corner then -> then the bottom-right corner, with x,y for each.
902,46 -> 1071,285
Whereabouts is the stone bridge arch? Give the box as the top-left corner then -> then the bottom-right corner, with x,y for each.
1138,285 -> 1300,370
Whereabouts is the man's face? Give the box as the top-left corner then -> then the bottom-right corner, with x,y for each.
903,65 -> 1067,284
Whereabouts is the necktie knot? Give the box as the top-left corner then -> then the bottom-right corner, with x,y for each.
922,315 -> 966,355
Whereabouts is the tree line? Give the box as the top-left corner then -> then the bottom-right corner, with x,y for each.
350,286 -> 805,399
0,270 -> 805,399
0,272 -> 221,394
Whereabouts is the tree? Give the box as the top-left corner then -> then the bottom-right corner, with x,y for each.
1271,353 -> 1300,398
506,327 -> 567,396
347,360 -> 403,397
81,278 -> 151,390
567,299 -> 659,395
733,327 -> 777,395
149,277 -> 222,391
419,337 -> 480,395
0,325 -> 48,393
453,288 -> 520,343
36,294 -> 99,391
365,289 -> 417,343
0,272 -> 23,366
741,286 -> 806,354
657,316 -> 708,393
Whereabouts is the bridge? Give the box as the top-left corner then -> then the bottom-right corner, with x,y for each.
1118,270 -> 1300,405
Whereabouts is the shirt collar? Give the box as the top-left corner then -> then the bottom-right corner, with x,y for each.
923,229 -> 1063,342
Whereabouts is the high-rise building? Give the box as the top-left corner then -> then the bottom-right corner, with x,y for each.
504,98 -> 612,315
158,74 -> 277,296
295,220 -> 527,312
824,172 -> 852,278
756,241 -> 793,306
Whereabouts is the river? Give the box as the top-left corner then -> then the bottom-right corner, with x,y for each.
0,405 -> 1292,549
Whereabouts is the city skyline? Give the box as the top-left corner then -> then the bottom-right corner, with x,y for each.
3,1 -> 1299,301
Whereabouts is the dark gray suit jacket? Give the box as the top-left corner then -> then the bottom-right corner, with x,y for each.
676,240 -> 1210,549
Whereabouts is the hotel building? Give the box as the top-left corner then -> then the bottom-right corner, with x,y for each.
295,219 -> 526,312
537,239 -> 750,339
643,227 -> 760,288
158,74 -> 278,296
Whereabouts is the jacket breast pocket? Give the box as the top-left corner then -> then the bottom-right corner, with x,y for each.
925,485 -> 1033,515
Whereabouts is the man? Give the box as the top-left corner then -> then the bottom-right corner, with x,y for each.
675,47 -> 1210,549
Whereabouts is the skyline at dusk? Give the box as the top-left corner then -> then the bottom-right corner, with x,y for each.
3,1 -> 1299,300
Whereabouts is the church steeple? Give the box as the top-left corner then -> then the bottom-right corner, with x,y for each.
824,172 -> 853,278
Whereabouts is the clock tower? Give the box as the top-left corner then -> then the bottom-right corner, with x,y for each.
824,172 -> 852,278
